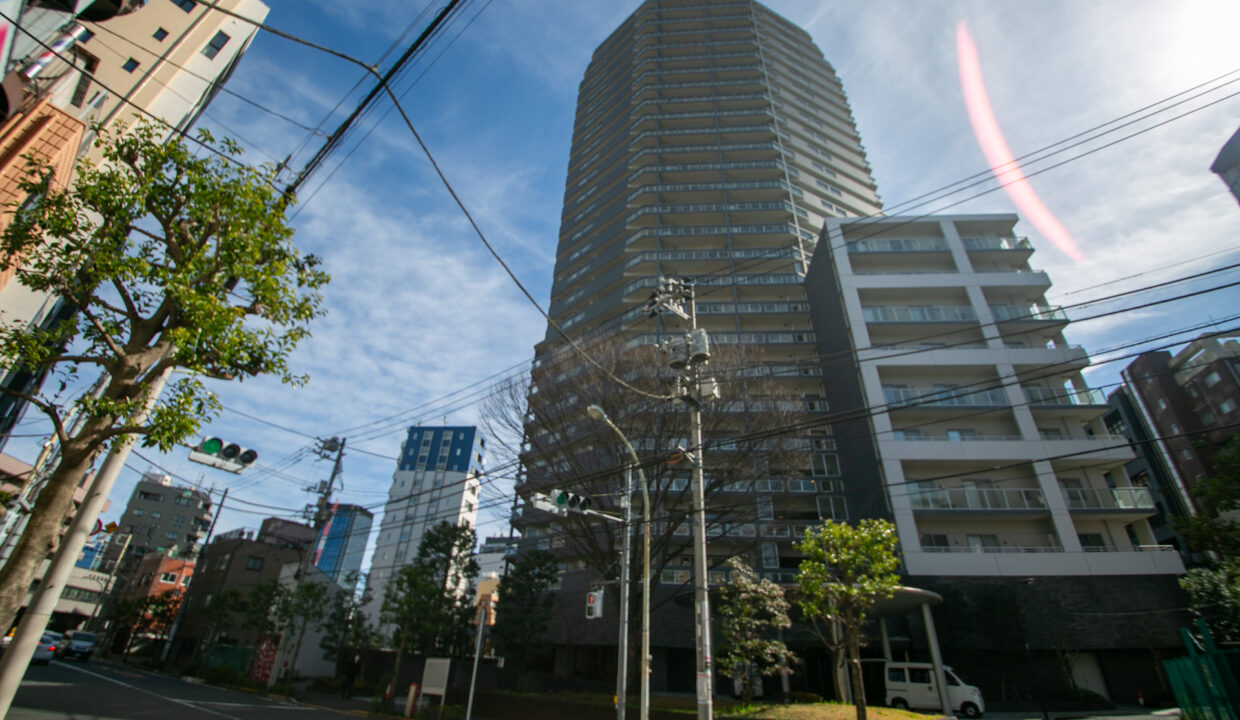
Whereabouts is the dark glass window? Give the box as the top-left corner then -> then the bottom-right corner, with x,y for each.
171,0 -> 196,12
122,58 -> 139,73
202,31 -> 230,59
153,28 -> 169,41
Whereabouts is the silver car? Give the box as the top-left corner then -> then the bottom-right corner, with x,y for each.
32,631 -> 61,665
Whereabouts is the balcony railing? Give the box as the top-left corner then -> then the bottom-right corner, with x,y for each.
961,236 -> 1032,251
1023,386 -> 1107,406
909,487 -> 1047,511
922,545 -> 1061,554
1062,487 -> 1155,511
989,304 -> 1068,322
883,386 -> 1009,408
847,237 -> 948,253
863,305 -> 977,323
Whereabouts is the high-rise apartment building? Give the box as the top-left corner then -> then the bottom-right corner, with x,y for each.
517,0 -> 885,693
363,426 -> 484,624
313,502 -> 373,590
518,0 -> 1189,703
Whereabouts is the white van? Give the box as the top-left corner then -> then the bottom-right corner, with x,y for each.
885,662 -> 984,718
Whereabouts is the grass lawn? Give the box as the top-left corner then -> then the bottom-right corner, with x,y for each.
722,703 -> 932,720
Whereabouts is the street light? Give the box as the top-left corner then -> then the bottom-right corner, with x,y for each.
586,404 -> 651,720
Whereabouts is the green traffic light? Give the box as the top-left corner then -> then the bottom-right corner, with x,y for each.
555,490 -> 569,506
202,437 -> 223,454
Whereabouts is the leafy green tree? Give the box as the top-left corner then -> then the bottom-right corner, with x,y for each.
241,582 -> 285,677
319,575 -> 375,675
491,549 -> 558,669
796,519 -> 901,720
717,556 -> 796,704
1176,434 -> 1240,557
0,121 -> 328,633
382,522 -> 478,694
274,580 -> 329,680
195,587 -> 243,666
1179,563 -> 1240,642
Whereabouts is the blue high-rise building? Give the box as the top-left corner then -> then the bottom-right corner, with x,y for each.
314,503 -> 373,590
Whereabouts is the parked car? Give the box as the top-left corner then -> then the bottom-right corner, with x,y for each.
885,661 -> 985,718
58,629 -> 96,662
32,631 -> 62,665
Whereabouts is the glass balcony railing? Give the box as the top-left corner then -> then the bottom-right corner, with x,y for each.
1023,386 -> 1108,406
922,545 -> 1062,554
1062,487 -> 1155,511
961,236 -> 1033,251
989,304 -> 1068,322
847,237 -> 948,253
863,306 -> 977,323
883,386 -> 1009,408
910,487 -> 1047,511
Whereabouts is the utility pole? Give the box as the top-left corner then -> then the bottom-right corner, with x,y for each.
645,278 -> 717,720
161,487 -> 228,665
0,364 -> 172,718
268,436 -> 344,687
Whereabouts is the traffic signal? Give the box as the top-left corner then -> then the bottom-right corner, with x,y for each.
585,588 -> 604,619
553,489 -> 592,511
188,437 -> 258,473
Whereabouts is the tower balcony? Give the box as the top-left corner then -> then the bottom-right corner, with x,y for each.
1062,487 -> 1157,519
909,487 -> 1048,514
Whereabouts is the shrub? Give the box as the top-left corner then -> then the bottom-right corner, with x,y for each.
204,665 -> 241,685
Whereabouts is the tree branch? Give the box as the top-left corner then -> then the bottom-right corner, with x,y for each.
74,304 -> 126,359
0,385 -> 66,444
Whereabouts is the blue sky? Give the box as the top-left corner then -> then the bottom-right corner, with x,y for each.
8,0 -> 1240,569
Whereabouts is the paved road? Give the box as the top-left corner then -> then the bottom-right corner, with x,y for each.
9,658 -> 361,720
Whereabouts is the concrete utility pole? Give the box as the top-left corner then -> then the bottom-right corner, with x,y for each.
268,436 -> 345,687
645,277 -> 718,720
0,365 -> 172,719
161,487 -> 228,664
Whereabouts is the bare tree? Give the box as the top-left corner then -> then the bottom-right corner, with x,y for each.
486,334 -> 813,612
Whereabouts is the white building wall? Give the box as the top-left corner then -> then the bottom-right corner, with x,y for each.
824,214 -> 1184,577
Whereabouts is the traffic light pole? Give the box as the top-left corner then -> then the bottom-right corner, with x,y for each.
615,465 -> 632,720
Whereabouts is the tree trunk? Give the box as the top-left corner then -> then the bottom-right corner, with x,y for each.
0,446 -> 97,632
290,619 -> 308,680
849,630 -> 867,720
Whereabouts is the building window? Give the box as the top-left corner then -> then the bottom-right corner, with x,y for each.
1220,398 -> 1237,414
122,57 -> 139,73
133,509 -> 144,517
202,30 -> 230,59
171,0 -> 196,11
1205,371 -> 1222,387
153,27 -> 169,41
245,556 -> 263,571
160,572 -> 177,583
150,511 -> 162,519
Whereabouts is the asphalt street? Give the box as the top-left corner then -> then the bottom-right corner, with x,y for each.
8,658 -> 361,719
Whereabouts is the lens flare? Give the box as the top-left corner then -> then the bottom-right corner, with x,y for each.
956,22 -> 1084,261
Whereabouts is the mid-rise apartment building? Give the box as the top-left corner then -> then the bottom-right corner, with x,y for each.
1120,333 -> 1240,515
0,0 -> 270,443
363,426 -> 484,625
115,472 -> 213,564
